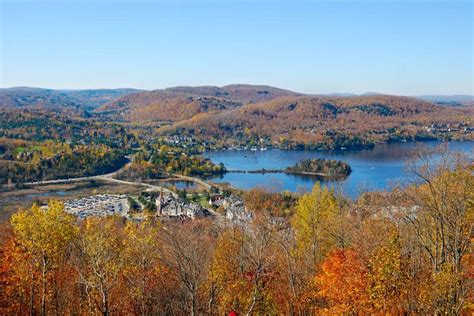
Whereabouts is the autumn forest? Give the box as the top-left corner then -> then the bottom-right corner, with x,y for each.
2,0 -> 474,314
0,86 -> 473,315
0,147 -> 472,315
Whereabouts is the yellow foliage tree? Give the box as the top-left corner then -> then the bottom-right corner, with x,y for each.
207,229 -> 249,314
74,217 -> 125,315
122,220 -> 163,314
368,229 -> 406,313
11,200 -> 78,316
291,183 -> 338,266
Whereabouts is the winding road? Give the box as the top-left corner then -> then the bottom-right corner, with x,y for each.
5,157 -> 226,219
0,148 -> 233,224
20,162 -> 180,197
17,161 -> 222,204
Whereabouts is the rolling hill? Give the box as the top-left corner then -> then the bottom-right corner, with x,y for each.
1,84 -> 471,149
97,84 -> 302,121
0,87 -> 142,111
169,94 -> 472,148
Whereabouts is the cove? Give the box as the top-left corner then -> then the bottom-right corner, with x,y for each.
203,141 -> 473,199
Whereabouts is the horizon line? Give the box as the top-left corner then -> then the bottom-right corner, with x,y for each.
1,85 -> 472,98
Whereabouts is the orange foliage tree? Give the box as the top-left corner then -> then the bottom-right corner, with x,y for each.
315,248 -> 370,314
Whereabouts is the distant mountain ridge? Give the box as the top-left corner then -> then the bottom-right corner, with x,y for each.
415,95 -> 473,103
1,85 -> 472,116
414,95 -> 473,107
319,93 -> 473,105
0,87 -> 143,111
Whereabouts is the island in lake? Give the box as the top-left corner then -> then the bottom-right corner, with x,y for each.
229,158 -> 352,180
285,158 -> 352,179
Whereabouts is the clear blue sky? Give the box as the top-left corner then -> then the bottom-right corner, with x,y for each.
1,0 -> 472,95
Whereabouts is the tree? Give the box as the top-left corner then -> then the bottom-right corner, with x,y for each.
0,236 -> 36,315
368,229 -> 406,313
243,188 -> 296,218
127,197 -> 140,212
400,147 -> 473,313
207,229 -> 248,314
122,220 -> 163,315
315,248 -> 370,314
291,183 -> 338,267
160,220 -> 216,316
74,217 -> 125,315
10,200 -> 77,316
208,212 -> 287,315
241,215 -> 282,315
203,190 -> 211,201
178,189 -> 187,200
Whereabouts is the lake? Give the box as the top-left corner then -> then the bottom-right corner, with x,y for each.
154,180 -> 197,190
204,141 -> 473,198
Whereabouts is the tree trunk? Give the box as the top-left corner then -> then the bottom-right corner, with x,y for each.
29,266 -> 35,316
190,291 -> 195,316
41,259 -> 47,316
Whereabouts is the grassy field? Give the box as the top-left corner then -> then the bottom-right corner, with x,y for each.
195,194 -> 211,208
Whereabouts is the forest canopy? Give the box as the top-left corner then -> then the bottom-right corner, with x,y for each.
0,148 -> 472,315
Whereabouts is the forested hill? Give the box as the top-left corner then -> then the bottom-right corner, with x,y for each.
171,95 -> 473,149
96,84 -> 302,121
0,87 -> 142,111
1,85 -> 471,149
2,85 -> 472,114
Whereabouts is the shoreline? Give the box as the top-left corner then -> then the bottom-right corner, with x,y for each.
202,139 -> 473,153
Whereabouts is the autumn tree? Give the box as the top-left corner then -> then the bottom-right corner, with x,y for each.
368,228 -> 406,313
241,221 -> 280,315
74,217 -> 125,315
159,220 -> 217,316
291,183 -> 339,268
315,248 -> 370,314
243,187 -> 295,217
400,147 -> 473,313
0,236 -> 35,315
122,219 -> 163,315
207,228 -> 247,314
208,208 -> 292,315
10,200 -> 77,316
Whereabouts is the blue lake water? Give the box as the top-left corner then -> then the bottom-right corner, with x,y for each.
204,141 -> 473,198
155,180 -> 197,190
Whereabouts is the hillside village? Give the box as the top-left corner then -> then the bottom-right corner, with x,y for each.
60,190 -> 252,223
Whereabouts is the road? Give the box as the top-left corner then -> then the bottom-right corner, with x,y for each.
10,159 -> 226,220
19,162 -> 177,197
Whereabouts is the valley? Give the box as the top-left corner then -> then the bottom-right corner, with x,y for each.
1,84 -> 472,199
2,0 -> 473,313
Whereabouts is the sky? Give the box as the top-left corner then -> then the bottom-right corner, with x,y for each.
0,0 -> 472,95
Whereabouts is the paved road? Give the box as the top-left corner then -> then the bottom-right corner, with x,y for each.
7,159 -> 228,221
18,162 -> 177,197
